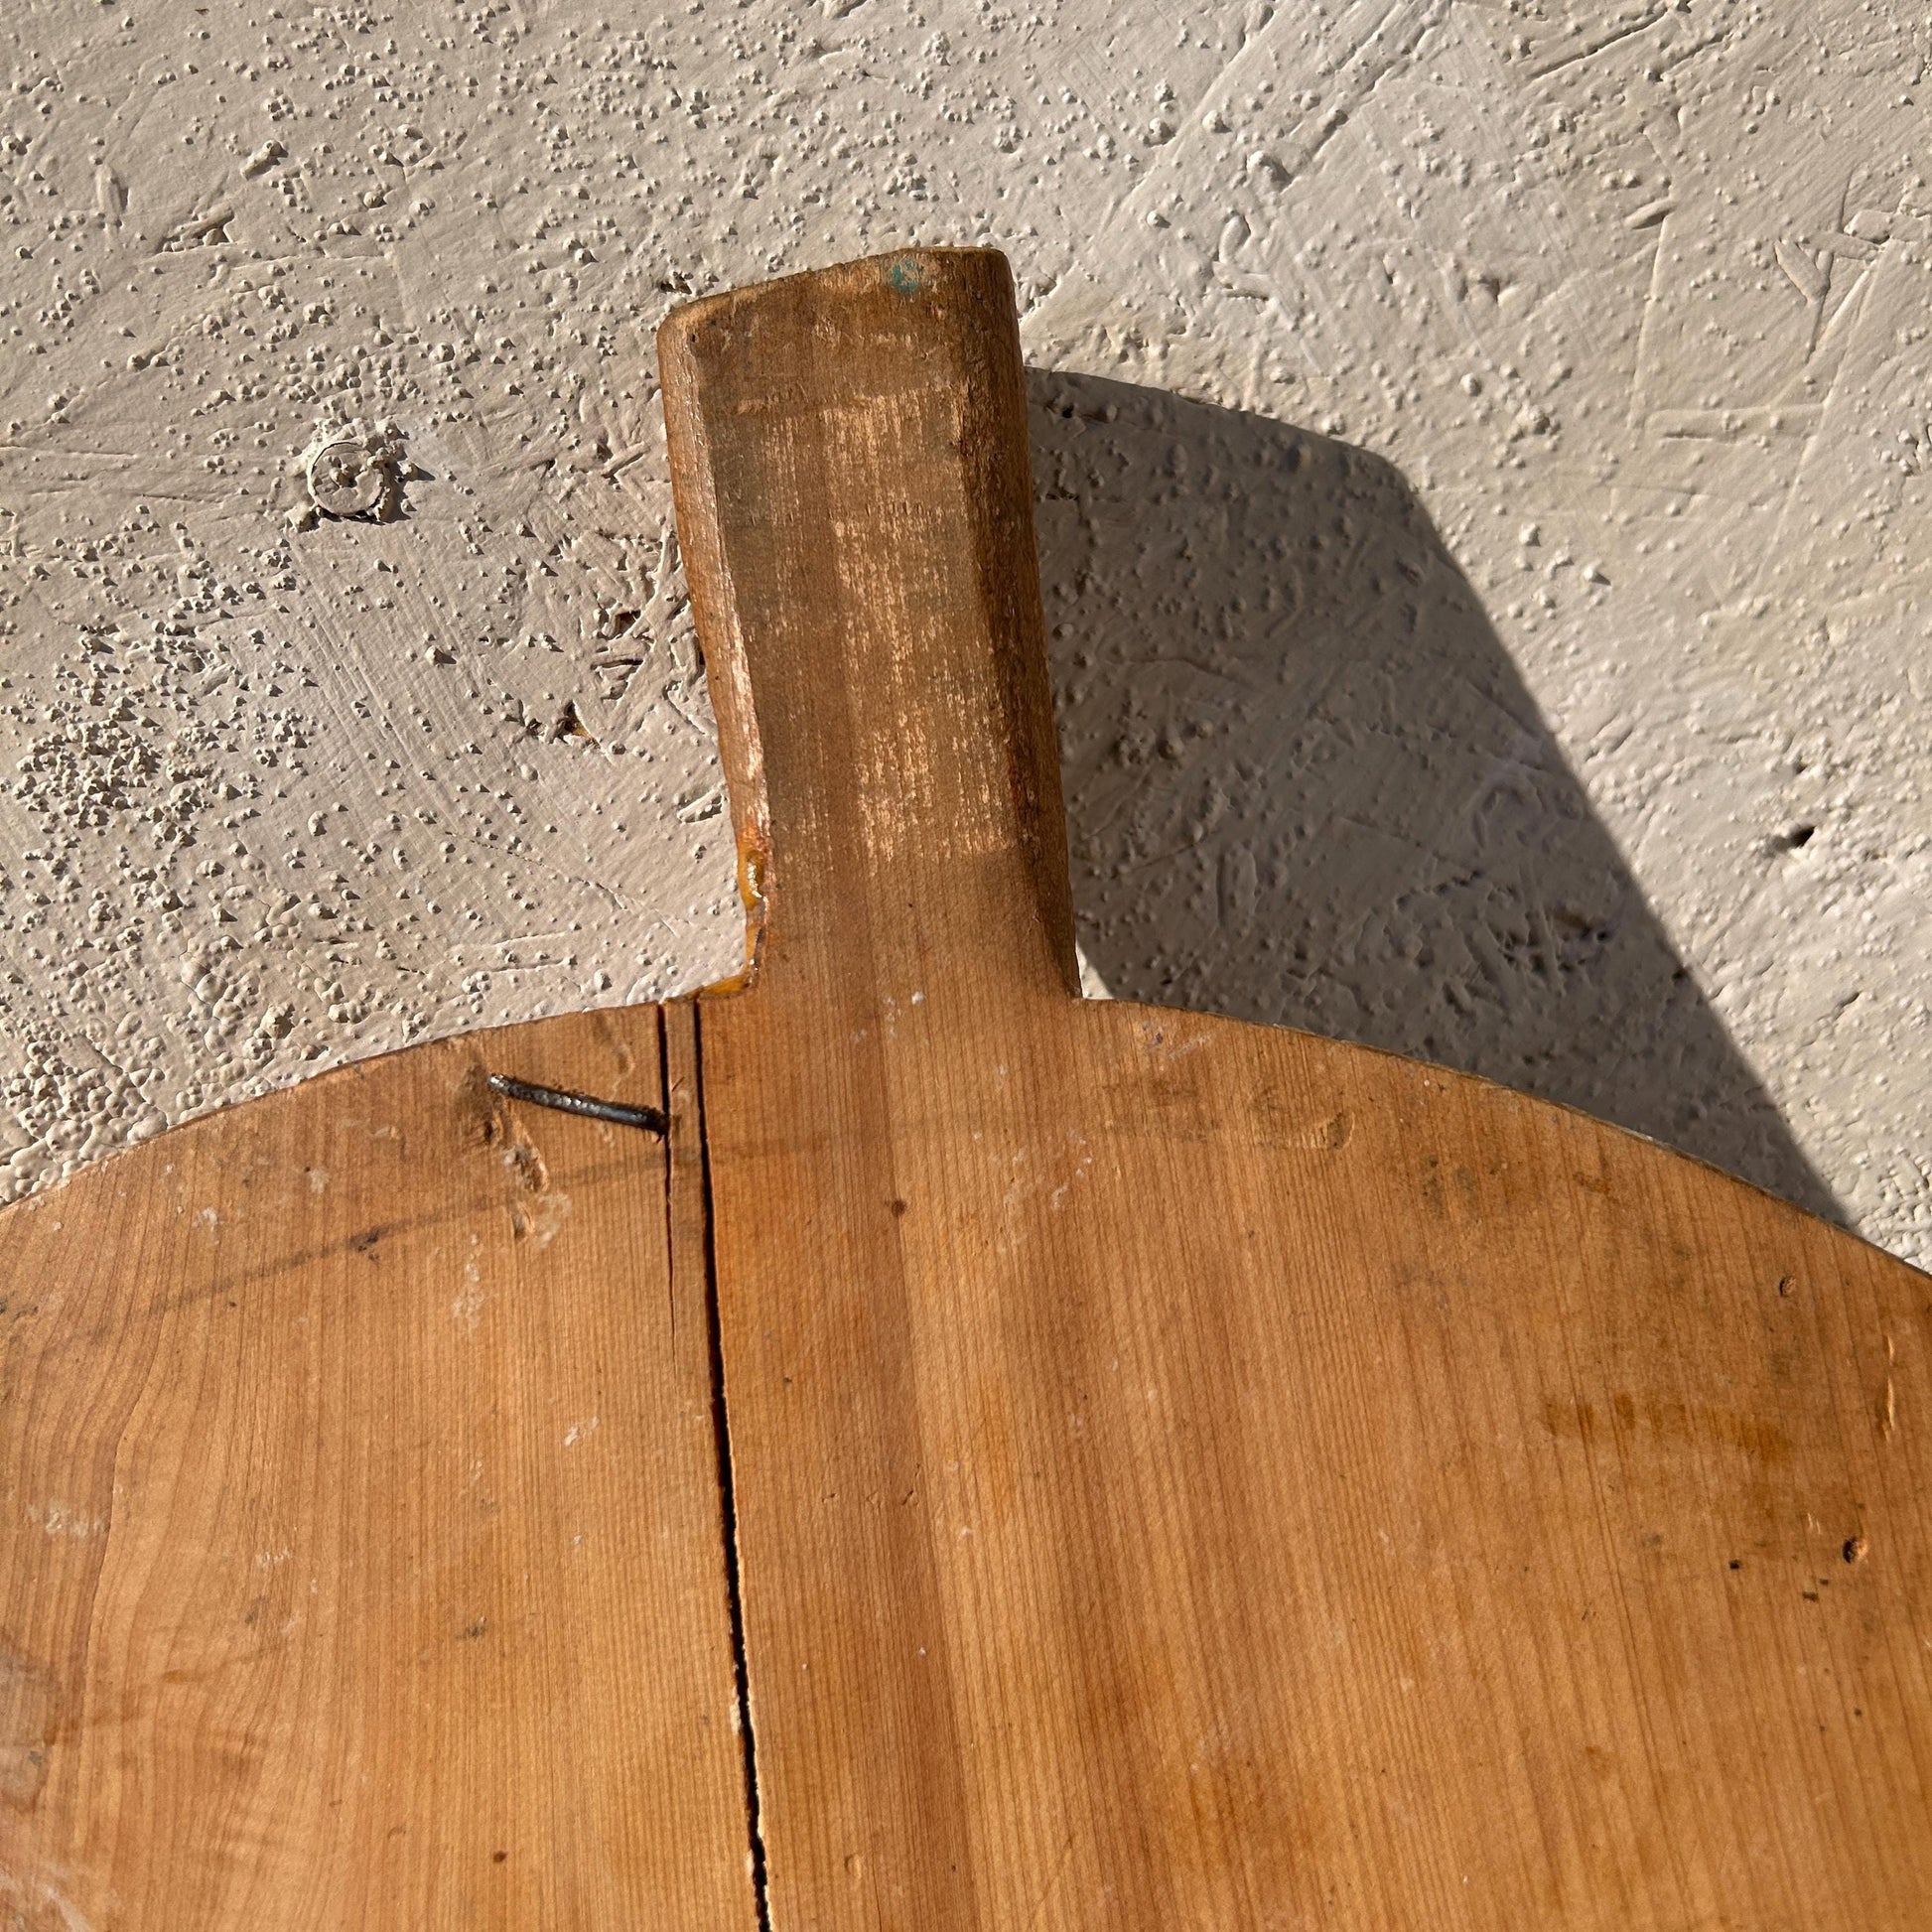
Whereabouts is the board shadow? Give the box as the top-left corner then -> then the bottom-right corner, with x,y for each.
1027,370 -> 1842,1225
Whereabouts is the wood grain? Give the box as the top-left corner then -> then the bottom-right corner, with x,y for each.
5,243 -> 1929,1926
661,246 -> 1932,1929
0,1006 -> 756,1930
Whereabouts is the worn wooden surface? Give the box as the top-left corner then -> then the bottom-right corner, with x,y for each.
661,248 -> 1932,1930
0,1007 -> 756,1931
3,245 -> 1929,1927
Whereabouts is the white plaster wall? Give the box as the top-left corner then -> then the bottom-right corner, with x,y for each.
1,0 -> 1926,1263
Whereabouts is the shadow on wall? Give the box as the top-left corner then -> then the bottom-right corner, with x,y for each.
1027,369 -> 1842,1226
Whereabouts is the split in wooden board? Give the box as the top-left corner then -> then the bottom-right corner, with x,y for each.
2,248 -> 1928,1929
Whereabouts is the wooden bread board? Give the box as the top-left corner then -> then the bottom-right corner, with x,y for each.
2,246 -> 1927,1929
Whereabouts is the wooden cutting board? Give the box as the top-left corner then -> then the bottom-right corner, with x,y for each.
3,246 -> 1929,1930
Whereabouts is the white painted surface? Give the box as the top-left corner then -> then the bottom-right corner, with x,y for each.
1,0 -> 1926,1263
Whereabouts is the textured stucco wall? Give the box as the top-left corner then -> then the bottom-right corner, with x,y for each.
1,0 -> 1927,1263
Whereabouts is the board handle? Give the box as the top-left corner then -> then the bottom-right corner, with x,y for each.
658,248 -> 1078,1007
